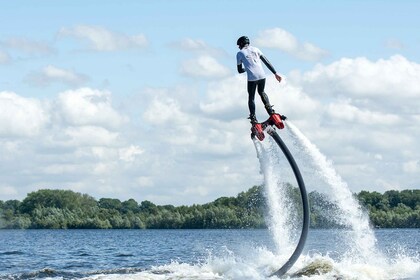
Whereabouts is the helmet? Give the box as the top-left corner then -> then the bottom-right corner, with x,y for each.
237,36 -> 250,48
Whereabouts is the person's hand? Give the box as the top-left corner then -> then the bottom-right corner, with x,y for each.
274,73 -> 282,83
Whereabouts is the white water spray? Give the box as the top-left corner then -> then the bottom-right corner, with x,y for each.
253,139 -> 297,256
285,121 -> 383,263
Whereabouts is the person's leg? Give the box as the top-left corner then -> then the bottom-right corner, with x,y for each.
247,81 -> 258,123
257,79 -> 275,115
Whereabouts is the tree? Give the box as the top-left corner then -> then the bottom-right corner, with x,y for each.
20,189 -> 97,214
99,198 -> 122,211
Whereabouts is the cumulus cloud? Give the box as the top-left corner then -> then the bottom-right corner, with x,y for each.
326,99 -> 400,126
289,55 -> 420,113
284,55 -> 419,193
57,25 -> 148,51
0,88 -> 145,202
143,97 -> 189,125
254,28 -> 328,61
180,55 -> 231,79
119,145 -> 144,162
1,53 -> 420,205
199,75 -> 246,119
55,87 -> 128,129
26,65 -> 89,87
0,91 -> 49,137
403,160 -> 420,173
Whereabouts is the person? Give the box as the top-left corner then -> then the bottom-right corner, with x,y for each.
236,35 -> 282,125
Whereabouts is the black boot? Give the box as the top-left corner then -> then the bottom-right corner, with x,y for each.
265,104 -> 275,115
248,114 -> 258,124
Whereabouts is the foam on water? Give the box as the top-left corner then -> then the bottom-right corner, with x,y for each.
81,246 -> 419,280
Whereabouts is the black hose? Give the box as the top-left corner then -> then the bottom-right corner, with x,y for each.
267,128 -> 310,278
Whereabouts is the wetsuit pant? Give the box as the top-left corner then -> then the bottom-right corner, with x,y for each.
247,78 -> 272,116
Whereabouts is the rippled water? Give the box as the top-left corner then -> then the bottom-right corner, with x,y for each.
0,229 -> 418,279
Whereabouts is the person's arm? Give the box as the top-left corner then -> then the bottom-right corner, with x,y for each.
261,55 -> 282,82
236,52 -> 245,74
260,55 -> 276,74
237,64 -> 245,74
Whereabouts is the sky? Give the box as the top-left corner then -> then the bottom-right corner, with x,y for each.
0,0 -> 419,205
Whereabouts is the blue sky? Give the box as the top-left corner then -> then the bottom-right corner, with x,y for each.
1,1 -> 419,205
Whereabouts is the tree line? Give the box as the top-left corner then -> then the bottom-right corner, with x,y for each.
0,187 -> 418,229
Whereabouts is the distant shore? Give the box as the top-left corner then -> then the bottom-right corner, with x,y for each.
1,187 -> 418,229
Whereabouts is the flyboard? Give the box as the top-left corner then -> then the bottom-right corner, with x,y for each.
251,114 -> 310,278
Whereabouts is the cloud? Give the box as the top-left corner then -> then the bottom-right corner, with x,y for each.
61,126 -> 120,147
0,91 -> 49,137
254,28 -> 328,61
284,55 -> 419,193
289,55 -> 420,112
403,160 -> 420,173
143,97 -> 189,125
172,38 -> 208,51
180,55 -> 231,79
199,75 -> 248,120
0,50 -> 11,64
0,88 -> 144,202
171,38 -> 226,57
1,54 -> 419,206
55,87 -> 128,129
26,65 -> 89,87
119,145 -> 144,162
0,37 -> 55,55
326,99 -> 400,126
57,25 -> 148,51
0,185 -> 18,200
385,39 -> 405,50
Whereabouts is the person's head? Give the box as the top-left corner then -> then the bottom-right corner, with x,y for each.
237,36 -> 250,49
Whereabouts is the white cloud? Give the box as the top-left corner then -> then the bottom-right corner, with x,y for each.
57,25 -> 148,51
143,97 -> 189,125
403,160 -> 420,174
119,145 -> 144,162
326,99 -> 400,126
385,39 -> 405,50
62,126 -> 119,147
171,38 -> 226,57
292,55 -> 420,101
1,53 -> 420,206
173,38 -> 208,51
0,185 -> 18,200
283,56 -> 420,193
0,37 -> 55,55
26,65 -> 89,87
0,88 -> 148,202
254,28 -> 328,61
199,75 -> 246,119
0,50 -> 10,64
180,55 -> 231,79
136,176 -> 154,188
56,87 -> 127,129
0,91 -> 49,137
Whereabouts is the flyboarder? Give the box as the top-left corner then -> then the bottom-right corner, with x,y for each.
236,35 -> 282,125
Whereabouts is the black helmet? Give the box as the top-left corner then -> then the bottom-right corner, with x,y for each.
237,36 -> 250,48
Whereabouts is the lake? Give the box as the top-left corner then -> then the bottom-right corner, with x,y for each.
0,228 -> 419,279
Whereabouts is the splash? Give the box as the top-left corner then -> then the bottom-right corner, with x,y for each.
253,138 -> 298,255
285,121 -> 381,263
